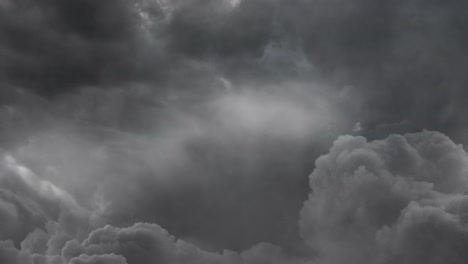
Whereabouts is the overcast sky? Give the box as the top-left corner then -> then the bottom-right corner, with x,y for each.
1,0 -> 468,263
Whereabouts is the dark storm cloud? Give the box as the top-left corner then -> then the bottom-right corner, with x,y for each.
0,0 -> 278,97
300,131 -> 468,264
2,0 -> 468,116
0,0 -> 144,95
1,0 -> 468,263
285,0 -> 468,141
0,150 -> 92,248
162,0 -> 468,142
2,130 -> 468,264
0,216 -> 308,264
164,0 -> 274,58
1,82 -> 343,251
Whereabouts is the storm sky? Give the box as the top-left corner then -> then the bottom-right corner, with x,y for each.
1,0 -> 468,263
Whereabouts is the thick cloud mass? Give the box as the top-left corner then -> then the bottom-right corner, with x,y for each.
301,131 -> 468,264
0,218 -> 306,264
2,131 -> 468,263
1,0 -> 468,263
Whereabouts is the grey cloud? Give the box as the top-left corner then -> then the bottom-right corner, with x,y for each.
300,130 -> 468,264
5,0 -> 467,142
0,220 -> 305,264
0,80 -> 346,251
0,240 -> 29,264
0,146 -> 92,246
69,254 -> 127,264
292,0 -> 468,141
0,0 -> 277,97
0,0 -> 142,95
376,202 -> 468,264
2,127 -> 468,264
1,0 -> 468,263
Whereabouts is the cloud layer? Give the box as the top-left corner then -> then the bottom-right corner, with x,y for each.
1,0 -> 468,263
3,130 -> 468,263
301,131 -> 468,264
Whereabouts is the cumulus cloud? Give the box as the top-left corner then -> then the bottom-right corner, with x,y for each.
300,130 -> 468,264
0,78 -> 344,252
0,220 -> 306,264
0,150 -> 86,243
1,130 -> 467,264
1,0 -> 468,263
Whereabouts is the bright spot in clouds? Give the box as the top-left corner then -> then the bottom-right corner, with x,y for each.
226,0 -> 241,7
3,155 -> 79,209
213,88 -> 334,139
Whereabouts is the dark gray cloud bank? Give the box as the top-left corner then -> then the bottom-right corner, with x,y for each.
1,0 -> 468,263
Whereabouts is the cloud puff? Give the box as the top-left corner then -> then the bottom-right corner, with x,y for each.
0,151 -> 89,244
2,0 -> 468,263
0,80 -> 345,251
0,220 -> 306,264
2,0 -> 468,145
69,254 -> 127,264
3,129 -> 468,264
300,130 -> 468,264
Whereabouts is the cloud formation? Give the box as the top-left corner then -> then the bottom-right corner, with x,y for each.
0,217 -> 306,264
301,131 -> 468,264
1,0 -> 468,263
3,130 -> 468,264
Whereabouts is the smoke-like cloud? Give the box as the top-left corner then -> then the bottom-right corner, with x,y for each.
1,0 -> 468,263
300,131 -> 468,264
0,80 -> 344,251
3,130 -> 468,263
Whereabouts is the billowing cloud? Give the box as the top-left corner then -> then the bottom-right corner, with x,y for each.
1,0 -> 468,263
2,129 -> 468,264
0,219 -> 307,264
2,81 -> 342,251
300,131 -> 468,264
